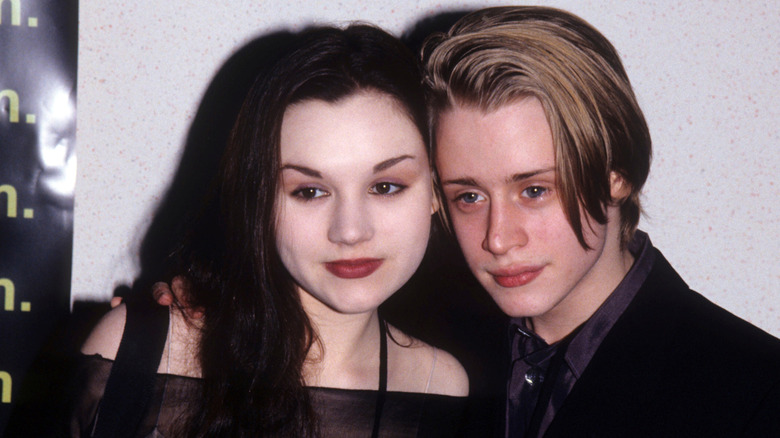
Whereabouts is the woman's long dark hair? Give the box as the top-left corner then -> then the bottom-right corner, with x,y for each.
173,24 -> 428,437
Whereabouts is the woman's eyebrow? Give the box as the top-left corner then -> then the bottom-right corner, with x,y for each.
373,154 -> 415,173
281,155 -> 415,177
280,164 -> 321,178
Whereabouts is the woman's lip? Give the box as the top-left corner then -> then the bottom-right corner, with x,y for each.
489,266 -> 544,288
325,259 -> 384,279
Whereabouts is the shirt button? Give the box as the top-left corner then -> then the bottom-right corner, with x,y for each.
515,325 -> 532,338
525,367 -> 545,386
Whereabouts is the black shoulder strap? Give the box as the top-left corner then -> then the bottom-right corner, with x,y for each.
370,317 -> 388,438
92,296 -> 170,438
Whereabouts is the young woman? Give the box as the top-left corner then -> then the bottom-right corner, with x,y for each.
73,25 -> 468,437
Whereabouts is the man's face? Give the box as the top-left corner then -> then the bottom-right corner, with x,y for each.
436,97 -> 622,339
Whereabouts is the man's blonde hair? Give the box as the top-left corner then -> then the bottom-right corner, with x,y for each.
423,6 -> 651,248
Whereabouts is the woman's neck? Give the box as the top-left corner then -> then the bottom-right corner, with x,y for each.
300,293 -> 382,389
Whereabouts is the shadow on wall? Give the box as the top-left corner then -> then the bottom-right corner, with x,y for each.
116,8 -> 480,310
120,30 -> 304,301
126,8 -> 476,301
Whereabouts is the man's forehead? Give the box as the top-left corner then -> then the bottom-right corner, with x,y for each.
435,98 -> 555,166
436,95 -> 539,119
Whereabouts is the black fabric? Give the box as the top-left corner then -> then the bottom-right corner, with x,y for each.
311,386 -> 468,438
71,306 -> 469,437
541,248 -> 780,437
91,297 -> 169,438
523,325 -> 580,438
72,356 -> 468,437
371,319 -> 388,438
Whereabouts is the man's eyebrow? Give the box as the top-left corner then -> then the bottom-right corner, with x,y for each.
441,177 -> 479,187
441,168 -> 556,187
374,154 -> 415,173
508,167 -> 555,183
280,164 -> 321,178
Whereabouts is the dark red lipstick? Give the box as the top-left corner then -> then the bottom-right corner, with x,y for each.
325,258 -> 383,279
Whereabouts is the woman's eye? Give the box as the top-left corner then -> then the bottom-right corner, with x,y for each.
370,182 -> 405,195
292,187 -> 328,200
522,186 -> 547,199
455,192 -> 484,204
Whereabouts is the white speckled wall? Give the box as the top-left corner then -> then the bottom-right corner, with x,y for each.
73,1 -> 779,337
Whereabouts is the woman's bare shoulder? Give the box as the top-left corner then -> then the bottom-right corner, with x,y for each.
80,303 -> 202,377
387,325 -> 469,397
425,345 -> 469,397
81,303 -> 127,360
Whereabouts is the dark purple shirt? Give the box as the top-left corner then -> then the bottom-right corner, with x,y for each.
505,231 -> 656,438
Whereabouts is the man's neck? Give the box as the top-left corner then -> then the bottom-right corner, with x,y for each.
531,232 -> 635,344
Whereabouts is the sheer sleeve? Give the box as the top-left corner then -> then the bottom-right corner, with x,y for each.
70,354 -> 111,437
69,354 -> 201,438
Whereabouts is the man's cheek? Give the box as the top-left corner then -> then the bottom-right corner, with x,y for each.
454,221 -> 483,258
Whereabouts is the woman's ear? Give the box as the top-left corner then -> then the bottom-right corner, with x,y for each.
609,171 -> 631,201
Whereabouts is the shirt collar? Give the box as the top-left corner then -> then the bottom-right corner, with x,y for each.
507,230 -> 656,377
565,230 -> 655,377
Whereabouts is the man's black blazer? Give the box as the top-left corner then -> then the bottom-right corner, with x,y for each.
543,248 -> 780,437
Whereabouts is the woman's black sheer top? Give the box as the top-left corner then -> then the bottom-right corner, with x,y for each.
71,355 -> 468,437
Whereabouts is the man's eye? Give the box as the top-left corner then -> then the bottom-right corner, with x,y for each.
523,186 -> 547,199
370,182 -> 405,195
292,187 -> 328,200
456,192 -> 484,204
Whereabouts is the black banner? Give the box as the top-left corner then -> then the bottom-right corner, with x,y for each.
0,0 -> 78,433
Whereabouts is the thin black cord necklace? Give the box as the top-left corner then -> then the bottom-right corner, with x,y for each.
370,317 -> 388,438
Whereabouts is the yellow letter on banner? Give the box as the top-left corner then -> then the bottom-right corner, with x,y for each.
0,278 -> 13,311
0,0 -> 21,26
0,89 -> 20,122
0,371 -> 10,403
0,185 -> 17,218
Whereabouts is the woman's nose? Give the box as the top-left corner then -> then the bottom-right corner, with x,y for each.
328,196 -> 374,245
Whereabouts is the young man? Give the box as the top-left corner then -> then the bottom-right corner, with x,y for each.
422,6 -> 780,437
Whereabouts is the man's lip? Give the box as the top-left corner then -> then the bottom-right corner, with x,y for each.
324,258 -> 384,279
488,265 -> 545,288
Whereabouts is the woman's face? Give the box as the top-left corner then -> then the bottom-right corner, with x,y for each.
276,90 -> 433,315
